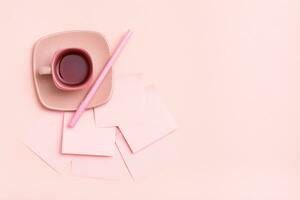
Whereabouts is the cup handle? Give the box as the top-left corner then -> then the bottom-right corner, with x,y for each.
38,66 -> 52,75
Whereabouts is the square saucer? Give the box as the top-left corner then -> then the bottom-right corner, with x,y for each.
33,31 -> 112,111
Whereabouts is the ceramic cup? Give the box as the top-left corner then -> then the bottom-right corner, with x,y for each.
38,48 -> 93,91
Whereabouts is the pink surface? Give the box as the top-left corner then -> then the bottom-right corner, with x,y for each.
62,111 -> 115,156
2,0 -> 300,199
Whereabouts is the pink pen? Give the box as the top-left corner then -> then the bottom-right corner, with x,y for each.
68,30 -> 133,128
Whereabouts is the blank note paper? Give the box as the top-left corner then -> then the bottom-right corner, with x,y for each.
71,145 -> 130,180
118,85 -> 177,152
23,111 -> 71,173
95,74 -> 177,152
94,74 -> 145,127
62,110 -> 116,157
115,129 -> 177,180
24,74 -> 178,180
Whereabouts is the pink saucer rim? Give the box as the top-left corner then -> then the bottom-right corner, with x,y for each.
32,30 -> 113,111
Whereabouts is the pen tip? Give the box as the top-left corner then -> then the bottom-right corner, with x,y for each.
68,123 -> 74,128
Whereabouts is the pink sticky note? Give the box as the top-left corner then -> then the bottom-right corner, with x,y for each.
118,85 -> 178,152
95,75 -> 177,152
94,74 -> 145,127
62,110 -> 116,157
71,145 -> 130,180
23,111 -> 71,173
116,129 -> 177,180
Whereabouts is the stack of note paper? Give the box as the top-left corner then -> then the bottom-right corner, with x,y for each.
24,74 -> 177,180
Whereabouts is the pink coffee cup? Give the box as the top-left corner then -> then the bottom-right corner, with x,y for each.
38,48 -> 93,91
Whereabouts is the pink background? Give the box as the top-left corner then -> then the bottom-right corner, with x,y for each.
1,0 -> 300,199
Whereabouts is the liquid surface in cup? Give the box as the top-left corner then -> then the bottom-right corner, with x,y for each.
57,52 -> 91,85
